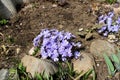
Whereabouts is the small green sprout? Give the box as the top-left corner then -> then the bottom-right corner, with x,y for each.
0,19 -> 8,25
111,54 -> 120,71
32,47 -> 40,56
111,49 -> 120,71
103,54 -> 116,76
106,0 -> 117,4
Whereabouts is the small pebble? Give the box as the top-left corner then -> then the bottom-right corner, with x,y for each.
28,47 -> 35,55
52,4 -> 57,8
58,25 -> 64,29
42,5 -> 45,9
78,28 -> 84,32
97,63 -> 99,67
16,48 -> 20,54
20,23 -> 22,26
107,34 -> 118,43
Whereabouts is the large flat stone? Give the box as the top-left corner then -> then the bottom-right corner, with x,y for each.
21,55 -> 58,77
73,52 -> 94,75
90,39 -> 117,58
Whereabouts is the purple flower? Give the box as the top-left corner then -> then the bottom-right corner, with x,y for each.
99,15 -> 108,24
72,42 -> 81,48
107,17 -> 112,28
111,25 -> 119,32
74,51 -> 80,59
116,17 -> 120,24
62,57 -> 67,61
108,11 -> 114,18
98,26 -> 107,33
97,11 -> 120,36
64,32 -> 74,39
33,29 -> 81,61
98,15 -> 104,21
103,31 -> 109,37
41,51 -> 48,59
61,40 -> 69,47
33,34 -> 42,46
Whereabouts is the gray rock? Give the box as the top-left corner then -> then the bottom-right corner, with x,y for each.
117,0 -> 120,3
0,0 -> 34,19
90,39 -> 117,58
0,69 -> 9,80
21,55 -> 58,78
0,0 -> 17,19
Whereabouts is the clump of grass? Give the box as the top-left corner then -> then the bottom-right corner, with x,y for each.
17,63 -> 32,80
111,49 -> 120,71
103,48 -> 120,77
15,61 -> 95,80
103,54 -> 116,77
106,0 -> 116,4
0,19 -> 8,25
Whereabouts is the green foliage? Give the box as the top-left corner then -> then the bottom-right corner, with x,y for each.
16,61 -> 95,80
34,72 -> 53,80
106,0 -> 117,4
111,54 -> 120,71
53,61 -> 76,80
0,19 -> 8,25
81,69 -> 95,80
6,35 -> 15,44
111,49 -> 120,71
103,48 -> 120,77
32,47 -> 40,56
103,54 -> 116,76
17,63 -> 32,80
8,68 -> 19,80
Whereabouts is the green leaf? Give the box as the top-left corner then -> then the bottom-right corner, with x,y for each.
111,54 -> 120,65
92,69 -> 96,80
111,49 -> 120,71
106,0 -> 116,4
83,69 -> 93,80
0,19 -> 8,25
18,63 -> 26,72
103,54 -> 116,76
32,47 -> 40,56
117,49 -> 120,60
35,73 -> 43,80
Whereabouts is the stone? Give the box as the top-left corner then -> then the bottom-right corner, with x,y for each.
90,39 -> 117,58
78,28 -> 83,32
58,25 -> 64,29
16,48 -> 21,54
21,55 -> 58,77
73,52 -> 94,75
0,69 -> 9,80
52,4 -> 57,8
117,0 -> 120,3
28,47 -> 35,55
107,34 -> 118,43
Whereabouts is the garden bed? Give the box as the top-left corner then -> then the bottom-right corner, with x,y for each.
0,0 -> 120,80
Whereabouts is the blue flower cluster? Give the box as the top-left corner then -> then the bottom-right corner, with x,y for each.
98,11 -> 120,36
33,29 -> 81,61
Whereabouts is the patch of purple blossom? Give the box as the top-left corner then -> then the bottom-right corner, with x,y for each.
98,11 -> 120,36
33,29 -> 81,62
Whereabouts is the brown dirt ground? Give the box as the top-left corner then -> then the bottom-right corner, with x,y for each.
0,0 -> 120,80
